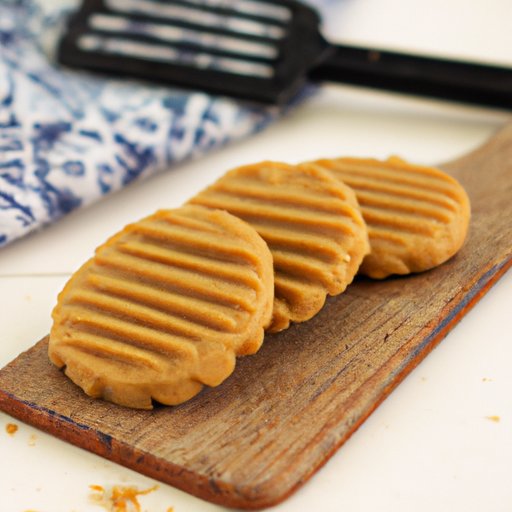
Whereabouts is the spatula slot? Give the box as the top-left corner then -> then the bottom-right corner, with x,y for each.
105,0 -> 289,38
77,34 -> 276,77
180,0 -> 293,23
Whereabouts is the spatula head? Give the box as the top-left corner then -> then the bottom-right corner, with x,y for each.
57,0 -> 331,104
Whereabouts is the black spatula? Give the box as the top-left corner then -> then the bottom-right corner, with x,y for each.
57,0 -> 512,108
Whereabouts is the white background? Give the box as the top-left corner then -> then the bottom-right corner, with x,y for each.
1,1 -> 511,511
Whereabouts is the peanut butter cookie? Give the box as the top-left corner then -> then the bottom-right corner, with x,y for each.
188,161 -> 370,332
48,205 -> 274,409
313,156 -> 470,278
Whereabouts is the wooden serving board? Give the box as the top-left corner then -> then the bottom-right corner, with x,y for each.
1,124 -> 511,510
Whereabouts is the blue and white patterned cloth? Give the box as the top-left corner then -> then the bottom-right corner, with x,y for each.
0,0 -> 331,248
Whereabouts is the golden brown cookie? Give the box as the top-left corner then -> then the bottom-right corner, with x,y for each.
188,161 -> 370,332
312,156 -> 470,278
48,205 -> 274,409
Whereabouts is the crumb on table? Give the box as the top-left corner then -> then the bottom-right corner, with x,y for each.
89,483 -> 159,512
5,422 -> 18,435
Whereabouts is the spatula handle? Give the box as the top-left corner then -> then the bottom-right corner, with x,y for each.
309,44 -> 512,109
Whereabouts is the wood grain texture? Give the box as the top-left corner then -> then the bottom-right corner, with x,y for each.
1,124 -> 511,509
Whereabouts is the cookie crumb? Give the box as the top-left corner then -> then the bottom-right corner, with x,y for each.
5,423 -> 18,435
89,483 -> 158,511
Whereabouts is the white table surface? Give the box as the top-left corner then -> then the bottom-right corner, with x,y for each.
1,1 -> 511,511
